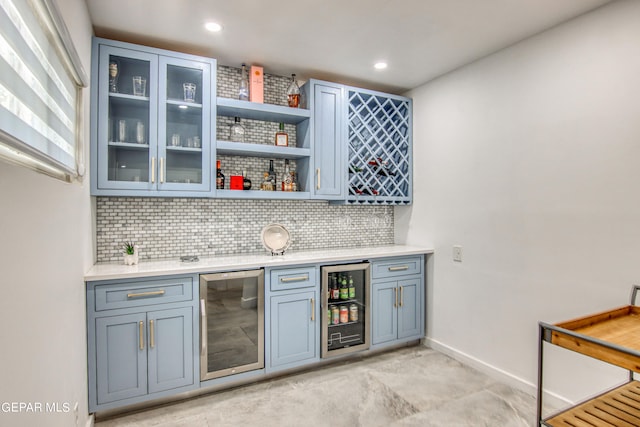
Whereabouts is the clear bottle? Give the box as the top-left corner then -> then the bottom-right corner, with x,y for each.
260,172 -> 273,191
229,117 -> 245,142
268,160 -> 277,191
216,160 -> 225,189
348,275 -> 355,299
286,74 -> 300,108
290,171 -> 298,192
281,159 -> 293,191
239,63 -> 249,101
275,122 -> 288,146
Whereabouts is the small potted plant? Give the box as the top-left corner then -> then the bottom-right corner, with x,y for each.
122,241 -> 139,265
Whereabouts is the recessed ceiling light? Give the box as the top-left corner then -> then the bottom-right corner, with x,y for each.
205,22 -> 223,32
374,62 -> 388,70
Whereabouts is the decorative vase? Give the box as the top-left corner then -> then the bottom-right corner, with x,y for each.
123,246 -> 139,265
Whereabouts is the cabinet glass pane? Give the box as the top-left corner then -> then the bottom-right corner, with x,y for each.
107,54 -> 151,183
165,65 -> 203,184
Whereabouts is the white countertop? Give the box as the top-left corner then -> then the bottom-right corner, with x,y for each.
85,245 -> 434,281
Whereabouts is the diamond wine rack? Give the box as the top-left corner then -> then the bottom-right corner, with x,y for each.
347,89 -> 412,204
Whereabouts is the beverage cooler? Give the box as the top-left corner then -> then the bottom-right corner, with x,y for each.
321,263 -> 370,358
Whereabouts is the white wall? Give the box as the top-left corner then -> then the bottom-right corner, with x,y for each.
397,0 -> 640,403
0,0 -> 94,426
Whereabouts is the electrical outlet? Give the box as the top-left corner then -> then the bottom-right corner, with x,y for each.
453,245 -> 463,262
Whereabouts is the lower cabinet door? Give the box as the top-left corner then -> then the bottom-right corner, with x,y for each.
147,307 -> 194,394
397,278 -> 421,340
372,281 -> 398,345
96,312 -> 148,404
270,291 -> 316,367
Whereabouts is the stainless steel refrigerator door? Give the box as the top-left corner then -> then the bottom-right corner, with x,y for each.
321,263 -> 370,358
200,269 -> 264,381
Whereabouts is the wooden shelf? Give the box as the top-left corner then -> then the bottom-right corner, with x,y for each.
550,306 -> 640,372
544,381 -> 640,427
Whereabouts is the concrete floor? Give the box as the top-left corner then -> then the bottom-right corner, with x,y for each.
96,345 -> 540,427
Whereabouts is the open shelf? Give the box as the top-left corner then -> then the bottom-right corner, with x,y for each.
217,97 -> 310,124
544,381 -> 640,427
215,189 -> 310,200
216,141 -> 310,159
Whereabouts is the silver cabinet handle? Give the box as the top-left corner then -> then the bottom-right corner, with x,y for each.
280,275 -> 309,283
127,290 -> 165,298
159,157 -> 165,184
316,168 -> 320,190
151,157 -> 156,183
399,286 -> 404,307
394,287 -> 398,308
310,298 -> 315,321
149,319 -> 155,349
139,321 -> 144,350
389,265 -> 409,272
200,299 -> 207,357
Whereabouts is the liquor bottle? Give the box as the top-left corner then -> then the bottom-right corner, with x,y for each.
239,63 -> 249,101
242,170 -> 252,190
290,171 -> 298,192
368,157 -> 396,176
281,159 -> 293,191
260,173 -> 273,191
268,160 -> 277,190
350,185 -> 379,196
216,160 -> 225,189
275,123 -> 288,146
108,60 -> 119,92
348,275 -> 355,299
287,74 -> 300,108
229,117 -> 245,142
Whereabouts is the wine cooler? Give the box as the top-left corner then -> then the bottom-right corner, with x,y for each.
321,263 -> 370,358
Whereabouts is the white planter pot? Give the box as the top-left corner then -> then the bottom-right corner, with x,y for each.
123,247 -> 139,265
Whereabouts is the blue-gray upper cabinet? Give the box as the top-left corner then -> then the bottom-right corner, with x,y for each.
306,80 -> 345,200
90,38 -> 216,197
346,88 -> 412,205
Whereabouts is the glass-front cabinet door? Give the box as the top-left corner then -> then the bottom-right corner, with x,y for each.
97,45 -> 158,190
158,57 -> 211,192
92,38 -> 215,196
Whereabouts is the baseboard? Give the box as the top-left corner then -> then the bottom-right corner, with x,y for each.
424,337 -> 572,410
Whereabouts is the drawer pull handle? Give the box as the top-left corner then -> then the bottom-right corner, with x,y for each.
139,321 -> 144,350
388,265 -> 409,272
399,286 -> 404,307
149,319 -> 155,349
127,290 -> 165,298
394,287 -> 398,308
280,275 -> 309,283
310,298 -> 315,321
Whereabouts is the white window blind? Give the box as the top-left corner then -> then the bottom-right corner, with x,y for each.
0,0 -> 87,181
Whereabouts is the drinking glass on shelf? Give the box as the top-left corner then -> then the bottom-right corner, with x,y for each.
132,76 -> 146,96
171,134 -> 180,147
135,121 -> 145,144
118,119 -> 127,142
183,83 -> 196,102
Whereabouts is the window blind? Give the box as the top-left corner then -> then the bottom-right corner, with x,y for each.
0,0 -> 87,181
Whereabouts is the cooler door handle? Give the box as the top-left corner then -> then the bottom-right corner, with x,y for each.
200,299 -> 207,357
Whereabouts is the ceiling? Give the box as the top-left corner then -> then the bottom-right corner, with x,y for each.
85,0 -> 613,94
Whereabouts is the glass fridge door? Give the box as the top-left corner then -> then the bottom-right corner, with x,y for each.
321,263 -> 370,358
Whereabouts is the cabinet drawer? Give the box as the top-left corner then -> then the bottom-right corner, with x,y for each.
371,257 -> 422,279
94,277 -> 193,311
270,267 -> 316,291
